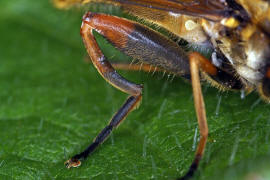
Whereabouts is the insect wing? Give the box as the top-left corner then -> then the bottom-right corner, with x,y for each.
116,0 -> 228,21
54,0 -> 229,21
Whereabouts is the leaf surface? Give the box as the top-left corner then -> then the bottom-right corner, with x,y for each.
0,1 -> 270,179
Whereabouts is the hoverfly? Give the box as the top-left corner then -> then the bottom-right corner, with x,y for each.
53,0 -> 270,179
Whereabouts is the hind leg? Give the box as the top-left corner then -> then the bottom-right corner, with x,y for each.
65,13 -> 144,168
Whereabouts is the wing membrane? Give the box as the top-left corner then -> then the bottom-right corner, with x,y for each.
115,0 -> 229,21
54,0 -> 229,21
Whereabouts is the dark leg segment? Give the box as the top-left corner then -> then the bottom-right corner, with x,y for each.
65,95 -> 142,168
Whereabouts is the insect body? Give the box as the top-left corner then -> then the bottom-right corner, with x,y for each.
53,0 -> 270,179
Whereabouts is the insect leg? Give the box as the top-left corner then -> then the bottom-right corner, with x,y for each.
179,52 -> 209,180
259,66 -> 270,102
111,62 -> 163,73
65,95 -> 142,168
84,57 -> 163,73
81,12 -> 190,76
65,13 -> 143,168
85,58 -> 164,73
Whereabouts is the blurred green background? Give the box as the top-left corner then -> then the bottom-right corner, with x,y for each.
0,0 -> 270,179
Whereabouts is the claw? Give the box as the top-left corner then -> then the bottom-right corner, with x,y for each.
64,158 -> 81,169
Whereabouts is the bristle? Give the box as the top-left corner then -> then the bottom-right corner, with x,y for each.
152,67 -> 157,76
167,74 -> 172,81
162,70 -> 166,78
148,65 -> 152,73
129,58 -> 136,69
201,72 -> 227,92
139,62 -> 143,71
170,74 -> 176,82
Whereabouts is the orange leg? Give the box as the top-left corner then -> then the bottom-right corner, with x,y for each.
179,52 -> 212,179
85,57 -> 164,73
112,62 -> 163,73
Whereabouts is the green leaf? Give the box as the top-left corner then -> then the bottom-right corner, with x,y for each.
1,1 -> 270,179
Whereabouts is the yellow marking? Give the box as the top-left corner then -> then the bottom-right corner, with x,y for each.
221,17 -> 240,28
241,25 -> 256,41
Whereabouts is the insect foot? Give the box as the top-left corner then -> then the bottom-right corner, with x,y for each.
64,158 -> 81,169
